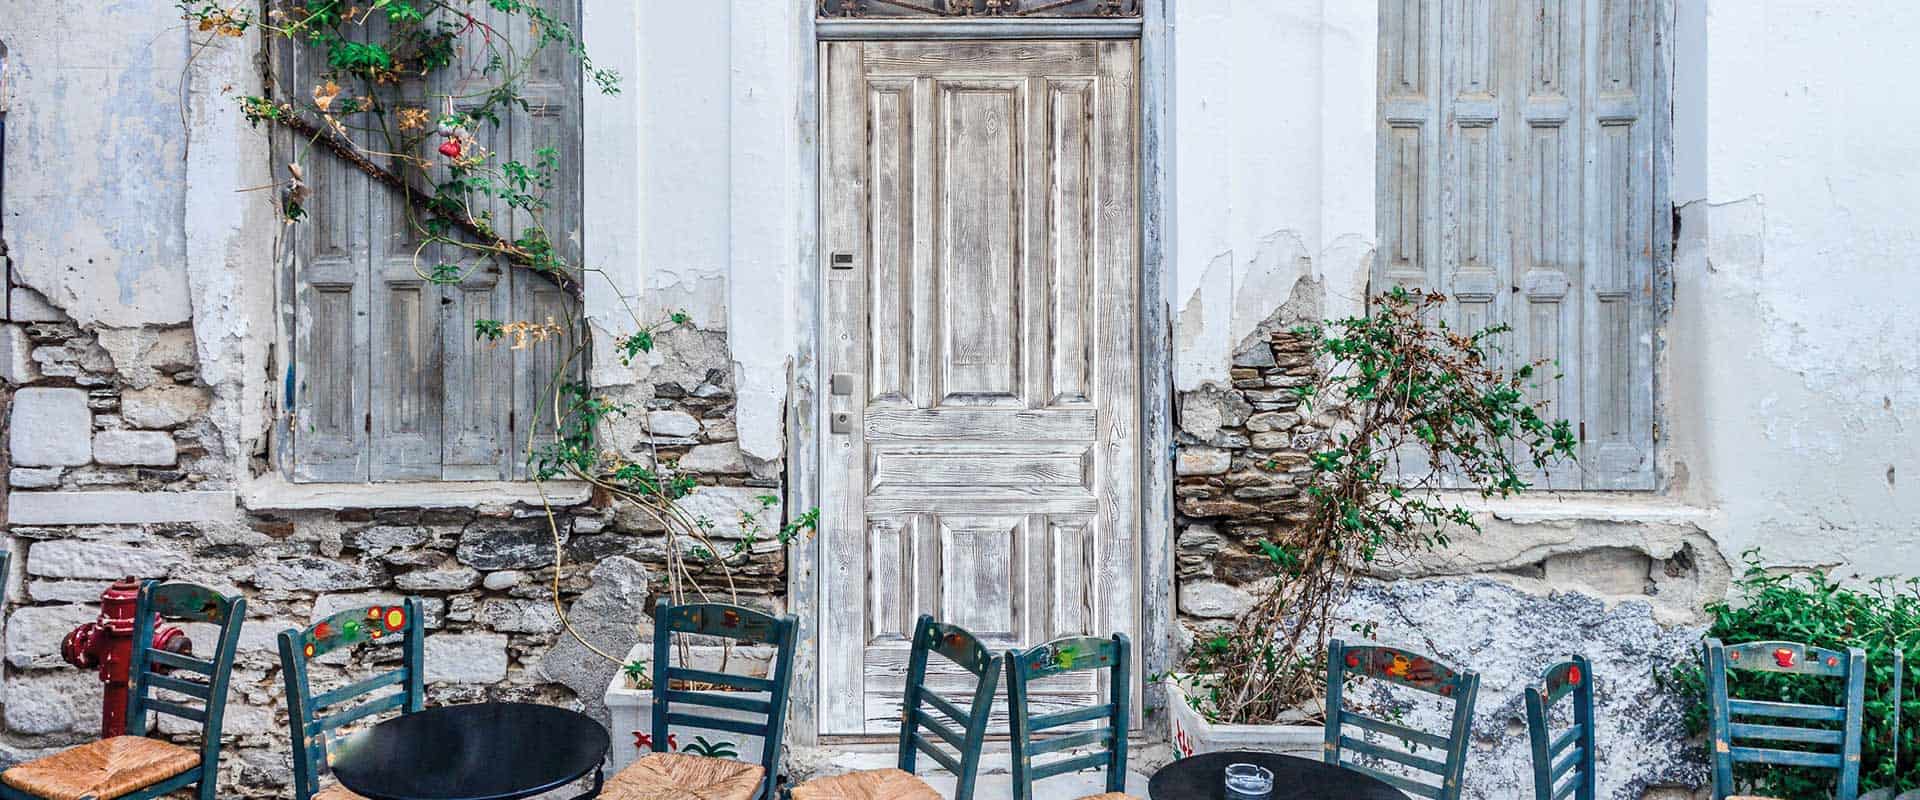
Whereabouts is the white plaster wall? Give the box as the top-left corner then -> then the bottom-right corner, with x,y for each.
0,4 -> 194,327
586,0 -> 807,462
1669,0 -> 1920,578
1169,0 -> 1376,391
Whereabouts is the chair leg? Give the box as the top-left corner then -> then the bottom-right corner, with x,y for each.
565,766 -> 605,800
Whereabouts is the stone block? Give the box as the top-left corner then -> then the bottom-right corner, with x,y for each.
28,540 -> 186,580
91,430 -> 177,466
2,490 -> 239,525
4,670 -> 102,735
7,468 -> 61,489
677,442 -> 748,475
119,385 -> 210,429
7,287 -> 66,323
424,633 -> 509,684
457,519 -> 564,570
479,598 -> 561,634
1178,581 -> 1253,619
6,604 -> 100,669
675,487 -> 780,540
394,565 -> 481,592
482,570 -> 526,591
348,525 -> 430,555
645,410 -> 702,439
0,324 -> 41,384
252,557 -> 382,591
9,388 -> 92,467
1176,447 -> 1232,476
538,556 -> 653,725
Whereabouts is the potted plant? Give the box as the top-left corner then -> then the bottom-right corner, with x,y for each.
1166,288 -> 1578,755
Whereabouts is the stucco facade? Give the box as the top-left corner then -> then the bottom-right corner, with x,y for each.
1,2 -> 1915,798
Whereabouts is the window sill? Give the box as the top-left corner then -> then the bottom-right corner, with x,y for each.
241,476 -> 593,511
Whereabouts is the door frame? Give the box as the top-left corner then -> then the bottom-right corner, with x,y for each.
785,0 -> 1175,746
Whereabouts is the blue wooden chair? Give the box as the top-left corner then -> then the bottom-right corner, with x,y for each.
277,598 -> 427,800
1705,638 -> 1868,800
0,582 -> 245,800
606,600 -> 797,800
1323,639 -> 1480,800
789,615 -> 1003,800
1524,656 -> 1595,800
1006,633 -> 1137,800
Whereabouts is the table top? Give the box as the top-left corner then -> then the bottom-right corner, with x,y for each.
1148,751 -> 1407,800
330,702 -> 610,800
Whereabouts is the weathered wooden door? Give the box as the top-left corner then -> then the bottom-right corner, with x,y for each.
818,39 -> 1141,735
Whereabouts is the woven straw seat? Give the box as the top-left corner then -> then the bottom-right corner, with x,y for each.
1728,797 -> 1786,800
311,783 -> 366,800
604,752 -> 765,800
790,768 -> 942,800
1075,794 -> 1143,800
1,736 -> 200,800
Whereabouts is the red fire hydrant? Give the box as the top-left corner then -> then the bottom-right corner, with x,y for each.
60,577 -> 193,738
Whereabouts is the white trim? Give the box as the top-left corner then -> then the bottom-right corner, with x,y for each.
240,477 -> 591,511
815,18 -> 1142,40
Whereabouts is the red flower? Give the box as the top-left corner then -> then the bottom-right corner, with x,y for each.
1567,665 -> 1582,685
439,139 -> 463,158
632,732 -> 650,749
1773,648 -> 1796,668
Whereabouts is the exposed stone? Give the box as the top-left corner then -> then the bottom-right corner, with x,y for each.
1178,581 -> 1253,619
252,557 -> 383,591
28,540 -> 186,580
4,670 -> 103,735
645,410 -> 702,439
349,525 -> 431,555
27,579 -> 117,603
1337,579 -> 1707,798
482,570 -> 526,591
7,287 -> 65,323
1544,547 -> 1656,597
424,633 -> 510,684
1176,447 -> 1231,476
675,487 -> 779,540
9,387 -> 92,467
7,467 -> 61,488
119,384 -> 211,429
538,556 -> 654,725
91,430 -> 178,466
479,598 -> 561,634
678,442 -> 748,475
6,604 -> 100,669
394,565 -> 482,592
456,519 -> 564,570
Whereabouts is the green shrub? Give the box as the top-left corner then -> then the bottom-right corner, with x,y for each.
1673,550 -> 1919,794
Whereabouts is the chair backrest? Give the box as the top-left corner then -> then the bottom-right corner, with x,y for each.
1524,656 -> 1595,800
1705,638 -> 1867,800
895,616 -> 1002,800
277,598 -> 427,800
651,600 -> 798,800
1323,639 -> 1480,800
1006,633 -> 1131,800
126,581 -> 246,800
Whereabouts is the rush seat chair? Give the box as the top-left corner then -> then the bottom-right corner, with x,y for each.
1006,633 -> 1138,800
0,582 -> 245,800
278,598 -> 428,800
1524,656 -> 1596,800
1705,639 -> 1870,800
790,615 -> 1004,800
1323,639 -> 1481,800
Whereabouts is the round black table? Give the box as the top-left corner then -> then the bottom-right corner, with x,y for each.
331,702 -> 610,800
1148,751 -> 1406,800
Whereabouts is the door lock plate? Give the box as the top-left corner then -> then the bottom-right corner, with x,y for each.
831,412 -> 853,434
831,373 -> 854,395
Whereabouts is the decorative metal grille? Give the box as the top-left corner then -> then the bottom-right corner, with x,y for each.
819,0 -> 1139,18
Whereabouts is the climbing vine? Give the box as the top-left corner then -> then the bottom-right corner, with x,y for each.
180,1 -> 814,671
1178,288 -> 1578,723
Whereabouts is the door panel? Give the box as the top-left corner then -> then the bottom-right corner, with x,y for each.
819,38 -> 1140,735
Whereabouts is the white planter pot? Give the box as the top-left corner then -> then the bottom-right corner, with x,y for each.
604,643 -> 771,773
1162,677 -> 1325,760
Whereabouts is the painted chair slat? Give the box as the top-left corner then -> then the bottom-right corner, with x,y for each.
1325,639 -> 1480,800
1525,656 -> 1596,800
1006,633 -> 1131,800
1705,637 -> 1868,800
660,688 -> 773,715
1,582 -> 246,800
648,599 -> 798,800
276,598 -> 427,800
1344,710 -> 1452,750
921,689 -> 972,729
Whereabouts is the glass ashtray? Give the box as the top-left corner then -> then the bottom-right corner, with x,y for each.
1224,762 -> 1275,800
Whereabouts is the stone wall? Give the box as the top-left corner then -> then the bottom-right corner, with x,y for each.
0,311 -> 780,797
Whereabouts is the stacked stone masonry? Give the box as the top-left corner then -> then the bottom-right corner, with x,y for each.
0,318 -> 782,798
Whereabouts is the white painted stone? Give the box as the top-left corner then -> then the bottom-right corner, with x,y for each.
119,384 -> 211,428
482,570 -> 525,591
28,539 -> 186,580
6,287 -> 66,323
6,604 -> 100,669
677,441 -> 748,474
424,632 -> 510,684
5,490 -> 236,524
674,486 -> 781,540
4,670 -> 102,735
644,410 -> 701,439
394,565 -> 481,592
253,557 -> 381,591
8,467 -> 61,488
9,387 -> 92,467
1177,580 -> 1253,619
91,429 -> 178,466
28,579 -> 117,603
0,324 -> 41,384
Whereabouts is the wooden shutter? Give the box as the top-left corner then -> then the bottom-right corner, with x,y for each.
284,6 -> 582,483
1377,0 -> 1662,490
